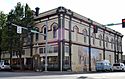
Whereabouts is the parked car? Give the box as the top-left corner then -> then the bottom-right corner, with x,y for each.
11,64 -> 20,70
0,60 -> 11,70
96,60 -> 112,72
112,63 -> 125,71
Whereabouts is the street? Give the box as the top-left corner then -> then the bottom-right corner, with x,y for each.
0,71 -> 125,79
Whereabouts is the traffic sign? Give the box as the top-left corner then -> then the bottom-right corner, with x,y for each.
17,26 -> 22,34
31,30 -> 39,33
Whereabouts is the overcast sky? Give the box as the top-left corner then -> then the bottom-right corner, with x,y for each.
0,0 -> 125,54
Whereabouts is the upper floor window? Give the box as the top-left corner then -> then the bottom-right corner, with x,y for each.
39,46 -> 58,54
35,27 -> 39,41
44,27 -> 46,40
12,51 -> 17,56
39,48 -> 44,54
99,53 -> 102,61
54,46 -> 58,53
65,46 -> 69,53
22,50 -> 25,55
53,26 -> 57,38
73,26 -> 79,41
111,38 -> 114,49
83,29 -> 87,43
92,33 -> 96,45
118,41 -> 121,51
99,34 -> 102,46
106,36 -> 109,48
48,46 -> 53,53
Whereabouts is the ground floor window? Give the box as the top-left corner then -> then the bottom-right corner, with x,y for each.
12,58 -> 24,65
26,58 -> 33,65
99,53 -> 102,61
109,55 -> 111,63
40,56 -> 58,70
64,56 -> 70,65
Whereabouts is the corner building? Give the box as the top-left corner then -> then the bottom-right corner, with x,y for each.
24,7 -> 123,72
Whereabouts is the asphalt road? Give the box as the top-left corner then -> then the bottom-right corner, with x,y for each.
0,71 -> 125,79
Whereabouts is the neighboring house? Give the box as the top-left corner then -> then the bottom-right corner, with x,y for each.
1,7 -> 123,72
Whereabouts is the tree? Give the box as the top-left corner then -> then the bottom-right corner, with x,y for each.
0,11 -> 7,61
7,2 -> 34,70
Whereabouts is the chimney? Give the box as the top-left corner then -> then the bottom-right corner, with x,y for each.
35,7 -> 40,16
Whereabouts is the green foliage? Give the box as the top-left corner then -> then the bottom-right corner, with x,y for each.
7,2 -> 34,52
0,11 -> 6,28
0,11 -> 8,51
8,2 -> 34,27
6,2 -> 34,69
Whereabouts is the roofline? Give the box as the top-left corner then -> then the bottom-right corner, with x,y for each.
34,6 -> 123,37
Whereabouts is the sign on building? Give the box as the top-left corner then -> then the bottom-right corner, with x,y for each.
17,26 -> 22,34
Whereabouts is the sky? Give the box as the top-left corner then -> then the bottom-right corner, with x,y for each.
0,0 -> 125,54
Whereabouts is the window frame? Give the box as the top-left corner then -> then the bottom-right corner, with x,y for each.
53,25 -> 57,38
92,33 -> 96,45
43,27 -> 46,40
106,36 -> 109,48
99,34 -> 102,46
83,29 -> 87,43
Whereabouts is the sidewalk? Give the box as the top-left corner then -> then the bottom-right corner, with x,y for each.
11,70 -> 96,76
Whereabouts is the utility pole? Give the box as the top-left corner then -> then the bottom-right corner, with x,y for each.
27,25 -> 33,70
45,21 -> 48,72
88,19 -> 92,71
7,21 -> 13,67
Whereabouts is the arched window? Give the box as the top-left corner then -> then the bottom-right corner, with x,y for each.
40,25 -> 45,33
83,29 -> 87,43
51,22 -> 58,38
53,25 -> 57,38
106,36 -> 109,48
99,34 -> 102,46
111,38 -> 114,49
44,27 -> 46,40
92,33 -> 96,45
73,26 -> 79,41
35,27 -> 39,41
